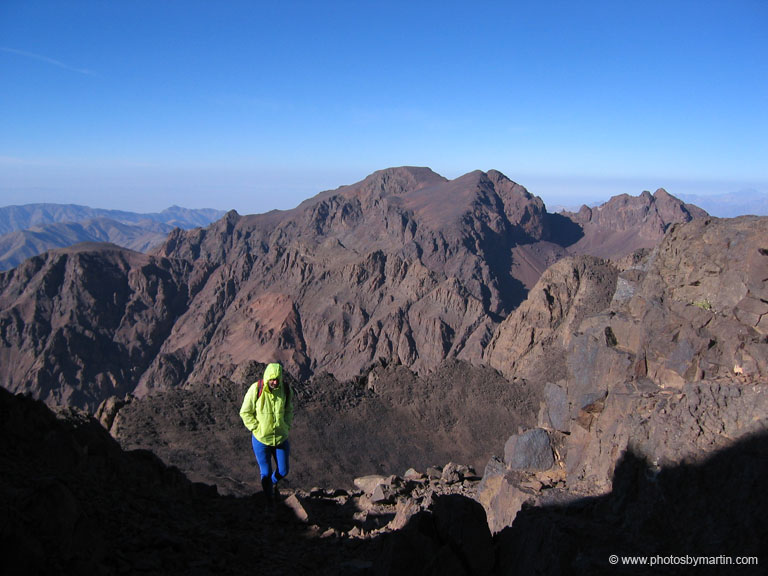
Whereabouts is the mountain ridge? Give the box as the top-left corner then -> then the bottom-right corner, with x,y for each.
0,203 -> 226,234
0,167 -> 708,410
678,188 -> 768,217
0,204 -> 227,271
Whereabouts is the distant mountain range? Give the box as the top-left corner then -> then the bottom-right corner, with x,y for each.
0,204 -> 226,270
677,189 -> 768,218
550,188 -> 768,218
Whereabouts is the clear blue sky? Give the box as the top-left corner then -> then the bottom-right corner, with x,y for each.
1,0 -> 766,214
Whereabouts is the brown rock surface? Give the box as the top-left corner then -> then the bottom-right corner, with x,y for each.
477,216 -> 768,536
566,218 -> 768,496
0,168 -> 706,411
111,360 -> 539,494
561,188 -> 707,258
0,244 -> 191,410
142,167 -> 553,388
484,255 -> 619,381
559,217 -> 768,494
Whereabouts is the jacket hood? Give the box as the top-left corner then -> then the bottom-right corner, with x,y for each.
263,363 -> 283,387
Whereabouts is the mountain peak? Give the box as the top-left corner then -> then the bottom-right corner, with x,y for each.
350,166 -> 448,199
560,188 -> 708,258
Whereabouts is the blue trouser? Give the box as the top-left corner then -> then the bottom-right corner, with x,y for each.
251,435 -> 290,486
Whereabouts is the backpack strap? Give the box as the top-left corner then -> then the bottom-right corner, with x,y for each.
256,379 -> 264,399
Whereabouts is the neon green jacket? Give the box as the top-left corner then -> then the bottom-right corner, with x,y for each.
239,363 -> 293,446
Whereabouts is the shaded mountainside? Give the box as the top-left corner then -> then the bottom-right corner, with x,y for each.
489,432 -> 767,575
0,204 -> 226,271
0,386 -> 388,575
0,167 -> 707,411
108,360 -> 539,494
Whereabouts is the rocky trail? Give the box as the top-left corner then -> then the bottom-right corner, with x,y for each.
0,385 -> 499,575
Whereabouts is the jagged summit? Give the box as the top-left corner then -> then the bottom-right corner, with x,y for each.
0,167 -> 709,410
559,185 -> 707,258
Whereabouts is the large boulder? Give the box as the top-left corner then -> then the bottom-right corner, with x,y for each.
504,428 -> 555,471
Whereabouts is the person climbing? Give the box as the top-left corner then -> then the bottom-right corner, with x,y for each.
239,362 -> 293,512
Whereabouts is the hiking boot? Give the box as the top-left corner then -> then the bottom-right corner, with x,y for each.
274,476 -> 290,499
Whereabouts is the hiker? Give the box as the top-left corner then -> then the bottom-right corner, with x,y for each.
240,362 -> 293,510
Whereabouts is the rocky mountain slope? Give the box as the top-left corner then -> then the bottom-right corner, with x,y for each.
0,244 -> 193,407
560,188 -> 708,258
0,167 -> 706,411
107,214 -> 767,502
477,215 -> 767,514
0,204 -> 226,271
2,212 -> 765,575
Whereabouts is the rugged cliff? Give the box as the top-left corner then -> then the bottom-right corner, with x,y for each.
2,214 -> 765,575
478,216 -> 768,550
0,244 -> 193,408
0,167 -> 705,411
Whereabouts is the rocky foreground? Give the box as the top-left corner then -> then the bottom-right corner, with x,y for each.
2,383 -> 766,575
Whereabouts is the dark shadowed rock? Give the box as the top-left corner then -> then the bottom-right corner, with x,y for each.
111,360 -> 539,494
494,434 -> 768,575
432,494 -> 494,575
378,493 -> 494,576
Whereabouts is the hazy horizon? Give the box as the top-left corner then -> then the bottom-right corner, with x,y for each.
1,167 -> 765,217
